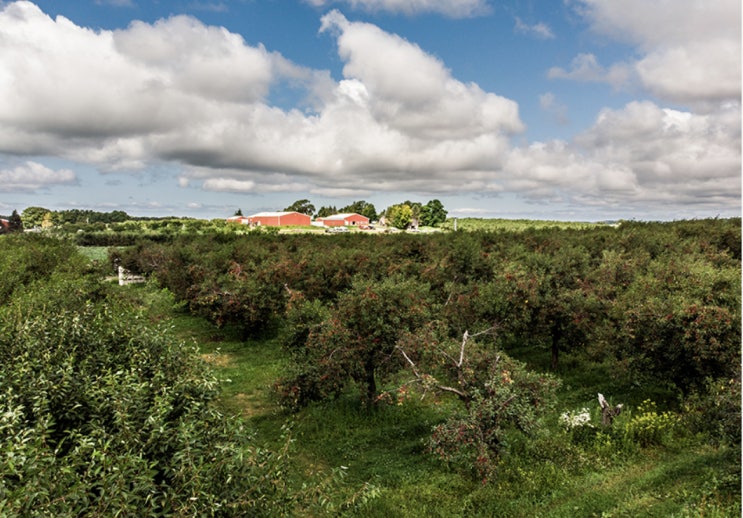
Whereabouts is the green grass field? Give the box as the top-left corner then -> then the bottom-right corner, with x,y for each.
77,245 -> 111,262
440,217 -> 608,232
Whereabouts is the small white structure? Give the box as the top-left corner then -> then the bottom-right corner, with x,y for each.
118,266 -> 145,286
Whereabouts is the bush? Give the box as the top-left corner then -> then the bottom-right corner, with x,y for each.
683,377 -> 741,447
0,234 -> 86,304
0,274 -> 295,516
623,400 -> 679,447
427,352 -> 560,482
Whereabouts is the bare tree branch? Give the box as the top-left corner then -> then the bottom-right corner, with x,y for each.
397,347 -> 420,378
395,324 -> 500,405
457,330 -> 468,367
436,384 -> 470,400
455,326 -> 498,367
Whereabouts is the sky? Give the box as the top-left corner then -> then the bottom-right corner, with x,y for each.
0,0 -> 740,221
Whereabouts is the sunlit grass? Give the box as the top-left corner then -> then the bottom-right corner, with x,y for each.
76,245 -> 111,262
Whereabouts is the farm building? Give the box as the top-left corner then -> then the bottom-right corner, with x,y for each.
225,215 -> 250,224
316,213 -> 370,227
247,211 -> 312,226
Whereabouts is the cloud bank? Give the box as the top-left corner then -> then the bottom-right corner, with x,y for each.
0,1 -> 739,217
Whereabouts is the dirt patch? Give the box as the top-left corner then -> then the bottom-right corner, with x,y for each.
232,392 -> 271,418
201,352 -> 236,368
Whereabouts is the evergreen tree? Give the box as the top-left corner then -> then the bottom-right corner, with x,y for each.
9,210 -> 23,233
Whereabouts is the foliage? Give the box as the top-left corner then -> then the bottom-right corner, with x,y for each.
340,200 -> 378,221
113,218 -> 740,429
0,234 -> 89,304
683,377 -> 741,447
6,209 -> 23,233
186,259 -> 287,339
278,276 -> 433,408
25,207 -> 130,227
21,206 -> 52,228
439,217 -> 602,232
623,400 -> 679,447
427,356 -> 559,482
284,198 -> 316,216
385,203 -> 414,229
609,253 -> 741,392
316,205 -> 337,218
394,328 -> 560,482
0,273 -> 296,516
420,199 -> 448,227
3,217 -> 741,514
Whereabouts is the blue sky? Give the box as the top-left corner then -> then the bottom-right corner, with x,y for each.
0,0 -> 739,221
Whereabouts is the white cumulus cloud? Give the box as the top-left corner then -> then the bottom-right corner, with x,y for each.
0,161 -> 77,192
503,101 -> 740,213
570,0 -> 741,105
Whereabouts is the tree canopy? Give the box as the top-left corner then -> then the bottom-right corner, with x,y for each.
420,199 -> 448,227
284,199 -> 316,216
340,200 -> 377,221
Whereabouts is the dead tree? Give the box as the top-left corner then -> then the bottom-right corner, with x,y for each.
598,393 -> 623,426
396,327 -> 498,409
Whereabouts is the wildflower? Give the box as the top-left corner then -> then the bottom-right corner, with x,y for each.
559,408 -> 593,429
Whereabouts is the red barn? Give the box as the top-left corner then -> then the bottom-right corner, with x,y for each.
247,211 -> 311,226
225,215 -> 250,224
316,213 -> 370,227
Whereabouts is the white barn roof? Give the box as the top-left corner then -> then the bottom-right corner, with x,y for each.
320,213 -> 363,220
249,211 -> 295,217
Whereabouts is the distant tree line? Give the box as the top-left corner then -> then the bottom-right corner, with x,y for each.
18,199 -> 448,231
282,198 -> 448,228
20,206 -> 131,228
19,206 -> 207,229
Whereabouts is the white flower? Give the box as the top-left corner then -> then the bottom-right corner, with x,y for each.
559,408 -> 593,429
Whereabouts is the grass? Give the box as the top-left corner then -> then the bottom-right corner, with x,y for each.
77,245 -> 112,262
440,218 -> 608,232
138,286 -> 740,516
533,446 -> 741,517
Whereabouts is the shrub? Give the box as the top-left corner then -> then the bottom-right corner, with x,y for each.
683,377 -> 741,447
0,276 -> 296,516
559,407 -> 598,445
623,400 -> 679,447
427,352 -> 560,482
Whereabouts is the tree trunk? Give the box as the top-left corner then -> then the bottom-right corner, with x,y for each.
364,358 -> 377,407
550,323 -> 562,371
